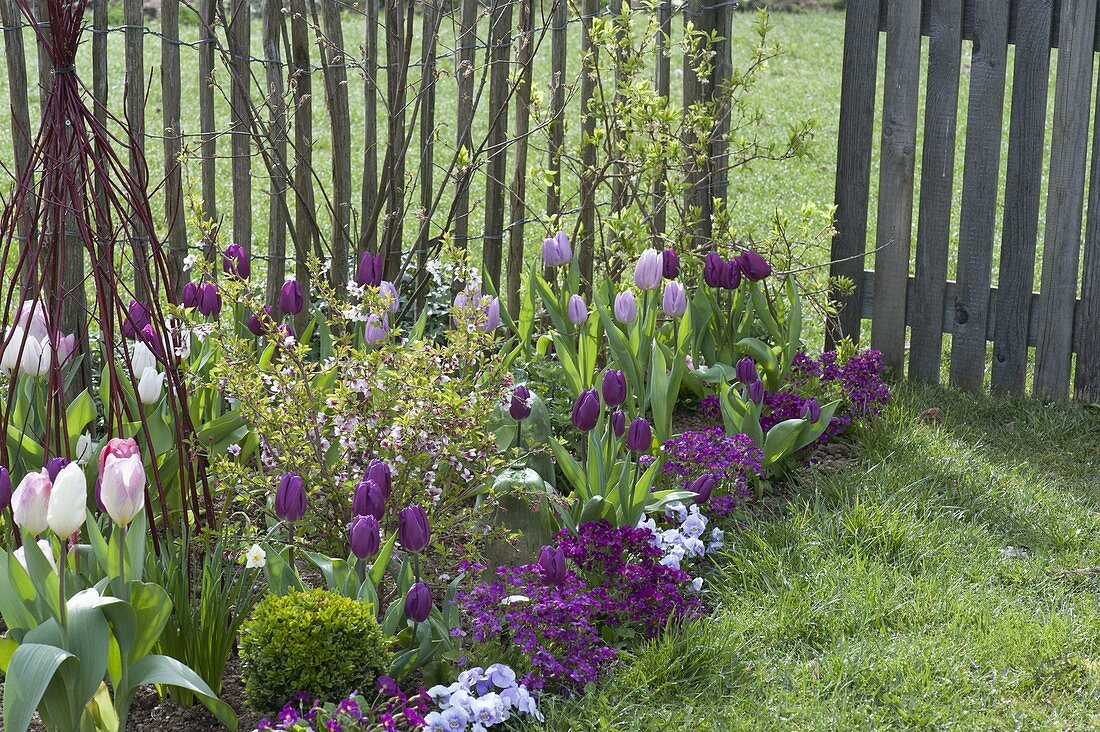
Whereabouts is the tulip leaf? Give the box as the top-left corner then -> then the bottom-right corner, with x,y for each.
548,438 -> 587,497
126,581 -> 172,664
0,552 -> 41,633
791,399 -> 841,453
24,594 -> 111,712
763,418 -> 808,468
65,390 -> 97,443
371,533 -> 399,589
120,655 -> 237,731
595,299 -> 641,395
783,276 -> 802,376
2,643 -> 75,732
551,333 -> 582,396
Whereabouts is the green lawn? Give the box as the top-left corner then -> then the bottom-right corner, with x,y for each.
533,383 -> 1100,729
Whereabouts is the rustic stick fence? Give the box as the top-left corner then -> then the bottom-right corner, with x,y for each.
830,0 -> 1100,402
0,0 -> 741,324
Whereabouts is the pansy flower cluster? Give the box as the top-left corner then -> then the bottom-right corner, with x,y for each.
255,677 -> 428,731
458,521 -> 700,693
639,502 -> 725,572
424,664 -> 543,731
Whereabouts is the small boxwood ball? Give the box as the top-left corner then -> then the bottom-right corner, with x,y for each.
239,588 -> 391,711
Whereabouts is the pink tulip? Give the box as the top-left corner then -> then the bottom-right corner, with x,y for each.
100,453 -> 146,526
98,437 -> 141,477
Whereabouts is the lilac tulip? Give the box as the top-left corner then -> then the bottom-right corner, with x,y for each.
537,545 -> 567,586
687,473 -> 717,504
634,249 -> 663,291
610,409 -> 626,438
571,389 -> 600,432
736,250 -> 772,281
353,478 -> 386,521
356,251 -> 385,287
379,281 -> 400,313
481,297 -> 502,332
181,282 -> 199,310
223,242 -> 251,279
510,384 -> 532,421
541,231 -> 572,267
626,418 -> 652,452
350,515 -> 381,559
14,300 -> 49,341
736,357 -> 759,385
55,333 -> 76,367
279,279 -> 305,316
662,248 -> 680,279
567,295 -> 588,326
398,504 -> 431,552
613,290 -> 637,324
12,470 -> 52,535
601,370 -> 626,408
662,281 -> 687,317
364,314 -> 390,345
0,466 -> 10,512
197,282 -> 222,317
100,446 -> 146,526
366,459 -> 393,501
404,582 -> 432,622
275,472 -> 307,522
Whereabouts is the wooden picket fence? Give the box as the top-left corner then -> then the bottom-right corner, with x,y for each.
829,0 -> 1100,402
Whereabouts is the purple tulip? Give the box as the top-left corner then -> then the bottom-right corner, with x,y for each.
398,504 -> 431,552
349,515 -> 381,559
0,466 -> 10,511
379,281 -> 400,313
353,478 -> 386,521
279,279 -> 305,316
94,476 -> 105,514
571,389 -> 600,432
800,398 -> 821,423
634,249 -> 663,291
364,314 -> 390,345
662,281 -> 687,317
121,299 -> 151,339
537,545 -> 566,586
276,323 -> 295,344
662,248 -> 680,279
687,473 -> 717,504
703,253 -> 725,288
510,384 -> 532,421
181,282 -> 199,310
541,231 -> 572,267
610,409 -> 626,438
366,459 -> 393,501
626,418 -> 651,452
275,472 -> 306,522
613,290 -> 637,324
721,258 -> 742,290
601,370 -> 626,408
736,251 -> 772,281
404,582 -> 432,622
736,357 -> 759,385
567,295 -> 588,326
748,380 -> 765,405
247,306 -> 274,336
197,282 -> 222,317
140,324 -> 165,358
356,251 -> 385,287
45,457 -> 69,483
480,297 -> 501,332
223,242 -> 251,279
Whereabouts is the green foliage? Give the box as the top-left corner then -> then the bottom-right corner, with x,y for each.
239,589 -> 391,712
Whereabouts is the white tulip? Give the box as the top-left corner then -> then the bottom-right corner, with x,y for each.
75,434 -> 93,465
14,539 -> 57,574
12,470 -> 52,535
130,342 -> 156,376
46,463 -> 87,538
1,325 -> 25,373
19,334 -> 46,377
137,366 -> 164,405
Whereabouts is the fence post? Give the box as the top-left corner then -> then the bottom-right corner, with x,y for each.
577,0 -> 598,290
482,0 -> 514,291
361,0 -> 380,255
417,0 -> 440,310
124,0 -> 148,296
383,0 -> 408,280
289,0 -> 319,333
162,0 -> 186,294
454,0 -> 477,270
506,0 -> 535,316
263,0 -> 289,307
319,0 -> 352,295
227,0 -> 253,261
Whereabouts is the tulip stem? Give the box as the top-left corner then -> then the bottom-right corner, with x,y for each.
514,421 -> 522,452
58,546 -> 68,645
117,523 -> 128,601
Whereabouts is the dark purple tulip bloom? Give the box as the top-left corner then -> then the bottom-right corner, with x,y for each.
247,306 -> 274,336
366,459 -> 393,501
720,258 -> 742,290
275,472 -> 307,522
275,323 -> 295,343
94,477 -> 105,514
353,478 -> 386,520
626,418 -> 652,452
197,282 -> 222,317
45,457 -> 69,482
736,356 -> 759,385
356,251 -> 385,287
181,282 -> 199,310
571,389 -> 600,432
662,248 -> 680,279
703,252 -> 725,288
510,384 -> 532,421
279,279 -> 305,315
0,466 -> 12,511
537,545 -> 567,587
801,398 -> 821,423
748,380 -> 765,405
601,370 -> 626,408
737,250 -> 772,281
610,409 -> 626,438
121,299 -> 151,339
687,473 -> 718,504
404,582 -> 432,622
140,324 -> 165,359
349,514 -> 381,559
398,504 -> 431,552
223,242 -> 251,279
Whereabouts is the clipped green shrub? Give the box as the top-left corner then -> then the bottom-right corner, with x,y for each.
239,589 -> 391,711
